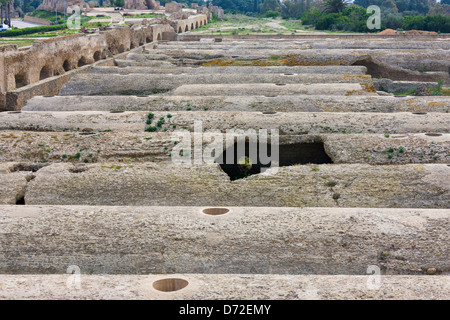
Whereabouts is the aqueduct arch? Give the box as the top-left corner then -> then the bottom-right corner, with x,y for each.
77,56 -> 88,67
39,65 -> 53,80
63,60 -> 71,72
93,51 -> 102,61
14,73 -> 28,88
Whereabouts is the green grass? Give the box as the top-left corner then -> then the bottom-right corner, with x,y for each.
393,88 -> 417,96
191,14 -> 360,35
30,10 -> 66,23
123,13 -> 166,19
191,14 -> 290,35
29,10 -> 92,25
279,20 -> 304,30
92,15 -> 112,20
0,38 -> 36,47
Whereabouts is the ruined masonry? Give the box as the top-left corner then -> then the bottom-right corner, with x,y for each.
0,32 -> 449,299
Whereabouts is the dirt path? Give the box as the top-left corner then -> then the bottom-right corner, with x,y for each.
264,21 -> 287,29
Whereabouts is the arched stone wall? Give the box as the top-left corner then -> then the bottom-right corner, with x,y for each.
0,16 -> 208,100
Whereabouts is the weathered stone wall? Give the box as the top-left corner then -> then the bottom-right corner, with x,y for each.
165,1 -> 181,13
37,0 -> 90,13
0,274 -> 447,299
124,0 -> 160,9
124,0 -> 148,10
0,9 -> 216,110
171,14 -> 208,33
0,24 -> 173,110
0,205 -> 448,275
180,34 -> 450,41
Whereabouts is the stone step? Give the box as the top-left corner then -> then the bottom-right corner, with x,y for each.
0,163 -> 448,208
0,131 -> 447,165
0,274 -> 447,299
0,205 -> 448,275
91,65 -> 368,75
2,111 -> 448,134
157,40 -> 450,50
116,58 -> 175,67
137,48 -> 448,64
22,95 -> 450,113
171,83 -> 376,96
58,73 -> 372,96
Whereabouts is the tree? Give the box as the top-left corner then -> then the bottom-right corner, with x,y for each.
260,0 -> 280,14
402,14 -> 426,29
321,0 -> 349,13
301,6 -> 323,25
1,0 -> 13,26
281,0 -> 306,19
427,3 -> 450,16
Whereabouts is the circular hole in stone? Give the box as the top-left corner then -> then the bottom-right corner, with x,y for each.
110,110 -> 124,113
262,111 -> 277,115
412,112 -> 427,115
152,278 -> 189,292
264,94 -> 278,97
425,133 -> 442,137
202,208 -> 230,215
275,83 -> 286,86
284,73 -> 294,76
8,111 -> 21,114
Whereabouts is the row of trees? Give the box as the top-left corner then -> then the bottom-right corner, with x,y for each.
211,0 -> 450,18
300,0 -> 450,33
211,0 -> 449,33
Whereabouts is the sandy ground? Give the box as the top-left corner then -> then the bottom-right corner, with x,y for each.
10,19 -> 45,28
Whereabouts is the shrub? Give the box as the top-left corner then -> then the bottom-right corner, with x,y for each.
315,13 -> 349,30
301,7 -> 323,25
145,126 -> 157,132
262,10 -> 281,18
0,25 -> 66,38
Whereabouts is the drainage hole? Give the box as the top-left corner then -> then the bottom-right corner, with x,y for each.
152,278 -> 189,292
425,133 -> 442,137
110,110 -> 124,113
202,208 -> 230,215
412,112 -> 427,115
275,83 -> 286,86
262,111 -> 277,115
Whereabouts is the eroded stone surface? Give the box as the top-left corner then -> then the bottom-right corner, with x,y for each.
1,34 -> 449,300
23,95 -> 450,113
1,163 -> 443,208
0,274 -> 448,299
0,206 -> 448,274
